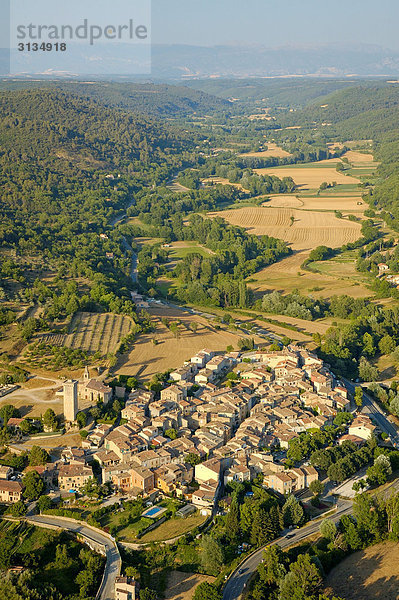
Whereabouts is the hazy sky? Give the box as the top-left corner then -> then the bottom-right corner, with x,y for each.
152,0 -> 399,49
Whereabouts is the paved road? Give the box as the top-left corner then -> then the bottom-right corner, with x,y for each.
28,515 -> 121,600
342,377 -> 399,446
223,500 -> 352,600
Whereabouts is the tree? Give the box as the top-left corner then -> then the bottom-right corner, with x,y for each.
225,500 -> 241,542
260,545 -> 286,585
353,493 -> 386,541
199,535 -> 224,575
0,404 -> 19,425
185,453 -> 201,467
7,500 -> 26,517
19,419 -> 32,436
165,428 -> 178,440
43,408 -> 57,431
140,589 -> 157,600
125,567 -> 140,580
310,449 -> 332,471
127,377 -> 139,390
320,518 -> 337,541
278,554 -> 321,600
190,322 -> 198,334
282,495 -> 304,527
366,454 -> 392,486
29,445 -> 49,466
37,494 -> 53,513
22,470 -> 44,500
390,395 -> 399,416
354,386 -> 364,407
309,480 -> 324,497
76,411 -> 87,429
333,412 -> 354,427
362,332 -> 376,357
358,357 -> 379,382
379,334 -> 395,355
194,582 -> 221,600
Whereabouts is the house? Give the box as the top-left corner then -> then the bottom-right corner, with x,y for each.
0,465 -> 13,480
79,379 -> 112,404
154,463 -> 193,494
223,461 -> 251,485
25,463 -> 57,488
129,466 -> 154,493
195,458 -> 221,484
0,480 -> 23,503
349,415 -> 376,440
268,472 -> 295,495
78,367 -> 112,403
58,465 -> 93,491
115,576 -> 138,600
161,385 -> 185,403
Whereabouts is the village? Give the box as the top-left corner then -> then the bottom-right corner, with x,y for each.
0,345 -> 376,517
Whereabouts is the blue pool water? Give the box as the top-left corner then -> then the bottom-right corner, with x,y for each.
145,506 -> 163,517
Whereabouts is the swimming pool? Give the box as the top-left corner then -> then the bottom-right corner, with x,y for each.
142,505 -> 167,519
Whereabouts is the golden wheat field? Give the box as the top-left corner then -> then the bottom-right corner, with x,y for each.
342,149 -> 376,164
265,194 -> 365,212
201,176 -> 249,191
249,254 -> 372,299
116,308 -> 265,379
211,206 -> 361,250
254,166 -> 360,188
239,142 -> 291,158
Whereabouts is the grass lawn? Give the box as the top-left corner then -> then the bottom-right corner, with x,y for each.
136,513 -> 208,543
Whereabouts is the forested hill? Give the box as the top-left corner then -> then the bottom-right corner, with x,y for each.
0,88 -> 196,315
0,81 -> 231,117
280,84 -> 399,229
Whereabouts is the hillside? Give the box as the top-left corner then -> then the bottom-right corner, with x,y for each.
0,88 -> 196,350
0,81 -> 230,117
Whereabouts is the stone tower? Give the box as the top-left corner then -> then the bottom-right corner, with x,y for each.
63,379 -> 78,422
83,365 -> 90,382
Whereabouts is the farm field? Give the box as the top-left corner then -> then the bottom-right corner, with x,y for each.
254,164 -> 360,189
41,312 -> 133,355
165,571 -> 216,600
324,541 -> 399,600
115,305 -> 267,380
167,241 -> 214,259
249,251 -> 372,299
239,142 -> 291,158
265,194 -> 365,212
201,176 -> 249,191
210,206 -> 361,249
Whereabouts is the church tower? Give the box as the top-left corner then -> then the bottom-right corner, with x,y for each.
63,379 -> 78,422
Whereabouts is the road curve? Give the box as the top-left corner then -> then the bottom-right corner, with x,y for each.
222,500 -> 352,600
28,515 -> 121,600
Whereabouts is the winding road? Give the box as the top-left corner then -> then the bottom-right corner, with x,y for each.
222,499 -> 352,600
27,515 -> 121,600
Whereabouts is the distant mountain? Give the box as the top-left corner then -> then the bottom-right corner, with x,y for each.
4,42 -> 399,80
151,43 -> 399,79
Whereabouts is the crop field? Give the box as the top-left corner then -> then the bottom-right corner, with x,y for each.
167,241 -> 214,260
201,176 -> 249,191
239,142 -> 291,158
324,541 -> 399,600
116,306 -> 266,380
210,206 -> 361,250
265,194 -> 365,212
58,312 -> 132,355
254,164 -> 361,189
